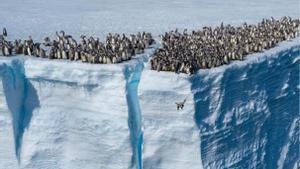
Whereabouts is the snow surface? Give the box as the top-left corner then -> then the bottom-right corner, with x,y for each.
0,0 -> 299,40
0,0 -> 300,169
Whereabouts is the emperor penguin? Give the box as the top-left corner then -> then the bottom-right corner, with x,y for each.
68,48 -> 75,61
48,47 -> 55,59
175,99 -> 187,110
3,28 -> 7,37
39,48 -> 46,58
3,43 -> 12,56
74,49 -> 81,61
62,49 -> 68,59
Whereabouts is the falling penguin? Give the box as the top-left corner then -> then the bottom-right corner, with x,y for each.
175,98 -> 186,110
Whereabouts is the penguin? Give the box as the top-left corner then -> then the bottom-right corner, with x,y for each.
68,48 -> 75,61
81,52 -> 88,62
33,43 -> 41,57
175,99 -> 186,110
27,45 -> 33,56
62,49 -> 68,59
57,49 -> 62,59
1,45 -> 5,56
74,49 -> 81,61
121,51 -> 128,61
112,56 -> 117,64
3,43 -> 12,56
223,55 -> 229,64
14,39 -> 23,54
22,43 -> 28,55
3,28 -> 7,37
43,37 -> 52,46
48,47 -> 55,59
106,56 -> 112,64
156,63 -> 162,72
0,44 -> 3,56
179,62 -> 185,72
98,55 -> 103,63
102,56 -> 107,64
1,44 -> 6,56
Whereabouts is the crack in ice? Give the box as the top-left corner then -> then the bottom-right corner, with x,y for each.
0,59 -> 40,163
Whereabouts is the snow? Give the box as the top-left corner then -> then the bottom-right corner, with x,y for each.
0,0 -> 300,169
0,0 -> 299,40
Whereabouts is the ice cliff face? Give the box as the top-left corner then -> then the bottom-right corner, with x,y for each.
0,39 -> 299,169
191,41 -> 300,169
0,58 -> 131,169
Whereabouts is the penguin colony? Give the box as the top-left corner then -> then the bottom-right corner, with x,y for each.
0,17 -> 299,71
150,16 -> 300,74
0,30 -> 155,64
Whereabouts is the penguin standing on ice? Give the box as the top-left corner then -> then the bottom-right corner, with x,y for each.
3,28 -> 7,37
2,42 -> 12,56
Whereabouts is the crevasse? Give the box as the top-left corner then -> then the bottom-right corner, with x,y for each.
0,59 -> 40,162
124,49 -> 155,169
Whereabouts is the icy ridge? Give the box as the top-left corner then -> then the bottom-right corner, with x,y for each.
0,59 -> 40,162
124,47 -> 156,169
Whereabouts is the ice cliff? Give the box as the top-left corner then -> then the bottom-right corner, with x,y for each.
0,39 -> 299,169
